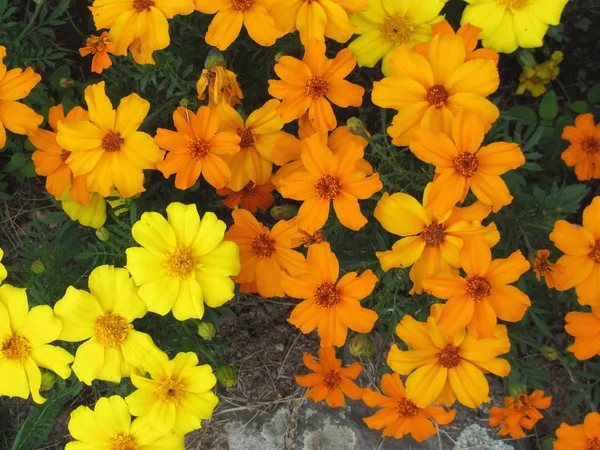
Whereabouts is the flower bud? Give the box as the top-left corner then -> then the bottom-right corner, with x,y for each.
30,260 -> 45,274
508,379 -> 525,398
270,204 -> 297,221
540,346 -> 559,361
96,227 -> 110,242
40,371 -> 56,391
197,322 -> 216,341
346,117 -> 366,136
179,98 -> 190,108
516,49 -> 537,68
59,78 -> 75,88
274,51 -> 285,63
205,49 -> 226,69
349,334 -> 373,357
216,364 -> 236,388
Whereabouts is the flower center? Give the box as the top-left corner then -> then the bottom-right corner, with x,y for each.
315,175 -> 341,200
582,136 -> 600,154
466,276 -> 492,301
305,76 -> 329,99
533,254 -> 550,276
438,345 -> 461,368
1,334 -> 30,361
421,223 -> 445,246
188,139 -> 211,160
110,435 -> 138,450
237,127 -> 254,148
587,438 -> 600,450
241,181 -> 257,197
591,240 -> 600,264
86,35 -> 105,52
322,371 -> 341,390
515,393 -> 530,409
499,0 -> 528,9
102,131 -> 122,152
426,84 -> 449,108
157,377 -> 184,403
381,16 -> 413,46
252,234 -> 275,259
166,246 -> 197,278
94,313 -> 129,347
132,0 -> 154,12
453,152 -> 479,178
314,282 -> 340,308
396,398 -> 419,419
205,68 -> 217,87
231,0 -> 254,11
299,229 -> 325,247
60,149 -> 71,163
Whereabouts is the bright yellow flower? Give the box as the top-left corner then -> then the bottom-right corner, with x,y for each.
126,203 -> 240,321
66,396 -> 184,449
0,284 -> 73,403
61,188 -> 107,229
53,265 -> 159,385
0,46 -> 43,149
461,0 -> 568,54
349,0 -> 445,76
56,82 -> 164,198
89,0 -> 195,64
126,351 -> 218,435
515,51 -> 563,97
0,248 -> 6,284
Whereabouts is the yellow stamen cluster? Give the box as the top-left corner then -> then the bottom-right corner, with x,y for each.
1,334 -> 30,361
500,0 -> 528,9
157,377 -> 184,403
166,246 -> 197,278
381,16 -> 413,46
110,435 -> 138,450
94,313 -> 129,347
314,282 -> 340,308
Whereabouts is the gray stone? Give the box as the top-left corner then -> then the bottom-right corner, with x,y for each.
453,424 -> 514,450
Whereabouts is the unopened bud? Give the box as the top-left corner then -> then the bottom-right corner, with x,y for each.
216,364 -> 236,388
516,49 -> 537,68
96,227 -> 110,242
540,346 -> 559,361
40,371 -> 56,391
508,379 -> 525,398
197,322 -> 216,341
205,49 -> 225,69
270,204 -> 297,221
59,78 -> 75,88
349,334 -> 373,357
31,260 -> 45,274
179,98 -> 190,108
274,51 -> 285,63
346,117 -> 366,136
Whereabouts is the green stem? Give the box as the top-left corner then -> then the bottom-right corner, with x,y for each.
16,0 -> 43,42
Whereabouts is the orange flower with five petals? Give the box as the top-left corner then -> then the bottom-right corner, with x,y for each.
489,390 -> 551,439
79,32 -> 116,74
532,249 -> 564,289
561,113 -> 600,181
216,180 -> 275,213
555,412 -> 600,450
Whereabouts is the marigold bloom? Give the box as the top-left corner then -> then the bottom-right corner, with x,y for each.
555,412 -> 600,450
372,33 -> 500,146
31,105 -> 91,204
126,203 -> 240,320
126,351 -> 218,435
216,180 -> 275,213
196,64 -> 244,107
363,373 -> 455,441
61,189 -> 107,229
54,265 -> 158,385
57,82 -> 164,197
532,249 -> 563,289
156,106 -> 240,190
550,196 -> 600,306
388,304 -> 511,408
0,248 -> 6,284
348,0 -> 445,75
195,0 -> 282,50
0,284 -> 73,403
224,209 -> 307,298
89,0 -> 195,64
488,390 -> 551,438
461,0 -> 568,54
268,40 -> 364,133
278,134 -> 382,232
515,51 -> 563,97
0,46 -> 43,149
79,32 -> 116,74
374,187 -> 500,294
66,396 -> 183,449
410,110 -> 525,215
296,347 -> 363,408
282,242 -> 378,347
561,113 -> 600,181
565,309 -> 600,360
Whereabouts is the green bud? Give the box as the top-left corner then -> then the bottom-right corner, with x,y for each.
346,117 -> 366,136
197,322 -> 216,341
205,49 -> 226,69
274,51 -> 285,63
270,204 -> 298,221
179,98 -> 190,108
40,371 -> 56,391
96,227 -> 110,242
216,364 -> 236,388
30,260 -> 45,274
59,78 -> 75,88
188,181 -> 202,192
540,346 -> 559,361
516,49 -> 537,68
508,379 -> 525,398
540,437 -> 556,450
349,334 -> 373,357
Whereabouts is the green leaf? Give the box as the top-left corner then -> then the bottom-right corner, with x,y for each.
539,91 -> 558,121
49,64 -> 70,88
570,100 -> 588,114
588,83 -> 600,104
504,106 -> 537,125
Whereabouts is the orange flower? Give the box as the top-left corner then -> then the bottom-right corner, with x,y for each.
196,64 -> 243,107
371,32 -> 499,146
224,209 -> 307,298
561,113 -> 600,181
489,390 -> 551,438
56,82 -> 164,198
282,242 -> 378,347
155,106 -> 241,190
410,110 -> 525,215
79,32 -> 116,74
30,105 -> 91,204
549,196 -> 600,306
565,309 -> 600,360
216,180 -> 275,213
0,46 -> 43,149
295,347 -> 363,408
555,412 -> 600,450
292,229 -> 326,248
268,39 -> 364,133
363,373 -> 456,441
195,0 -> 282,50
532,249 -> 564,288
374,185 -> 500,294
277,134 -> 382,232
422,235 -> 531,338
387,304 -> 511,408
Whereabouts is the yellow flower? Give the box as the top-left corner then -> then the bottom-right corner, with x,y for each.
126,203 -> 240,321
53,265 -> 159,385
515,51 -> 564,97
349,0 -> 445,76
66,396 -> 184,449
126,351 -> 218,435
61,188 -> 107,229
0,284 -> 74,404
0,248 -> 6,284
461,0 -> 569,54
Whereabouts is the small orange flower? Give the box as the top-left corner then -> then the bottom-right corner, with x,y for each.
282,242 -> 378,347
363,373 -> 456,441
155,106 -> 241,190
292,229 -> 326,248
196,64 -> 244,107
561,113 -> 600,181
216,180 -> 275,213
555,412 -> 600,450
565,308 -> 600,360
79,32 -> 116,74
532,249 -> 564,288
224,209 -> 307,298
268,39 -> 364,133
489,390 -> 551,438
295,347 -> 363,408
